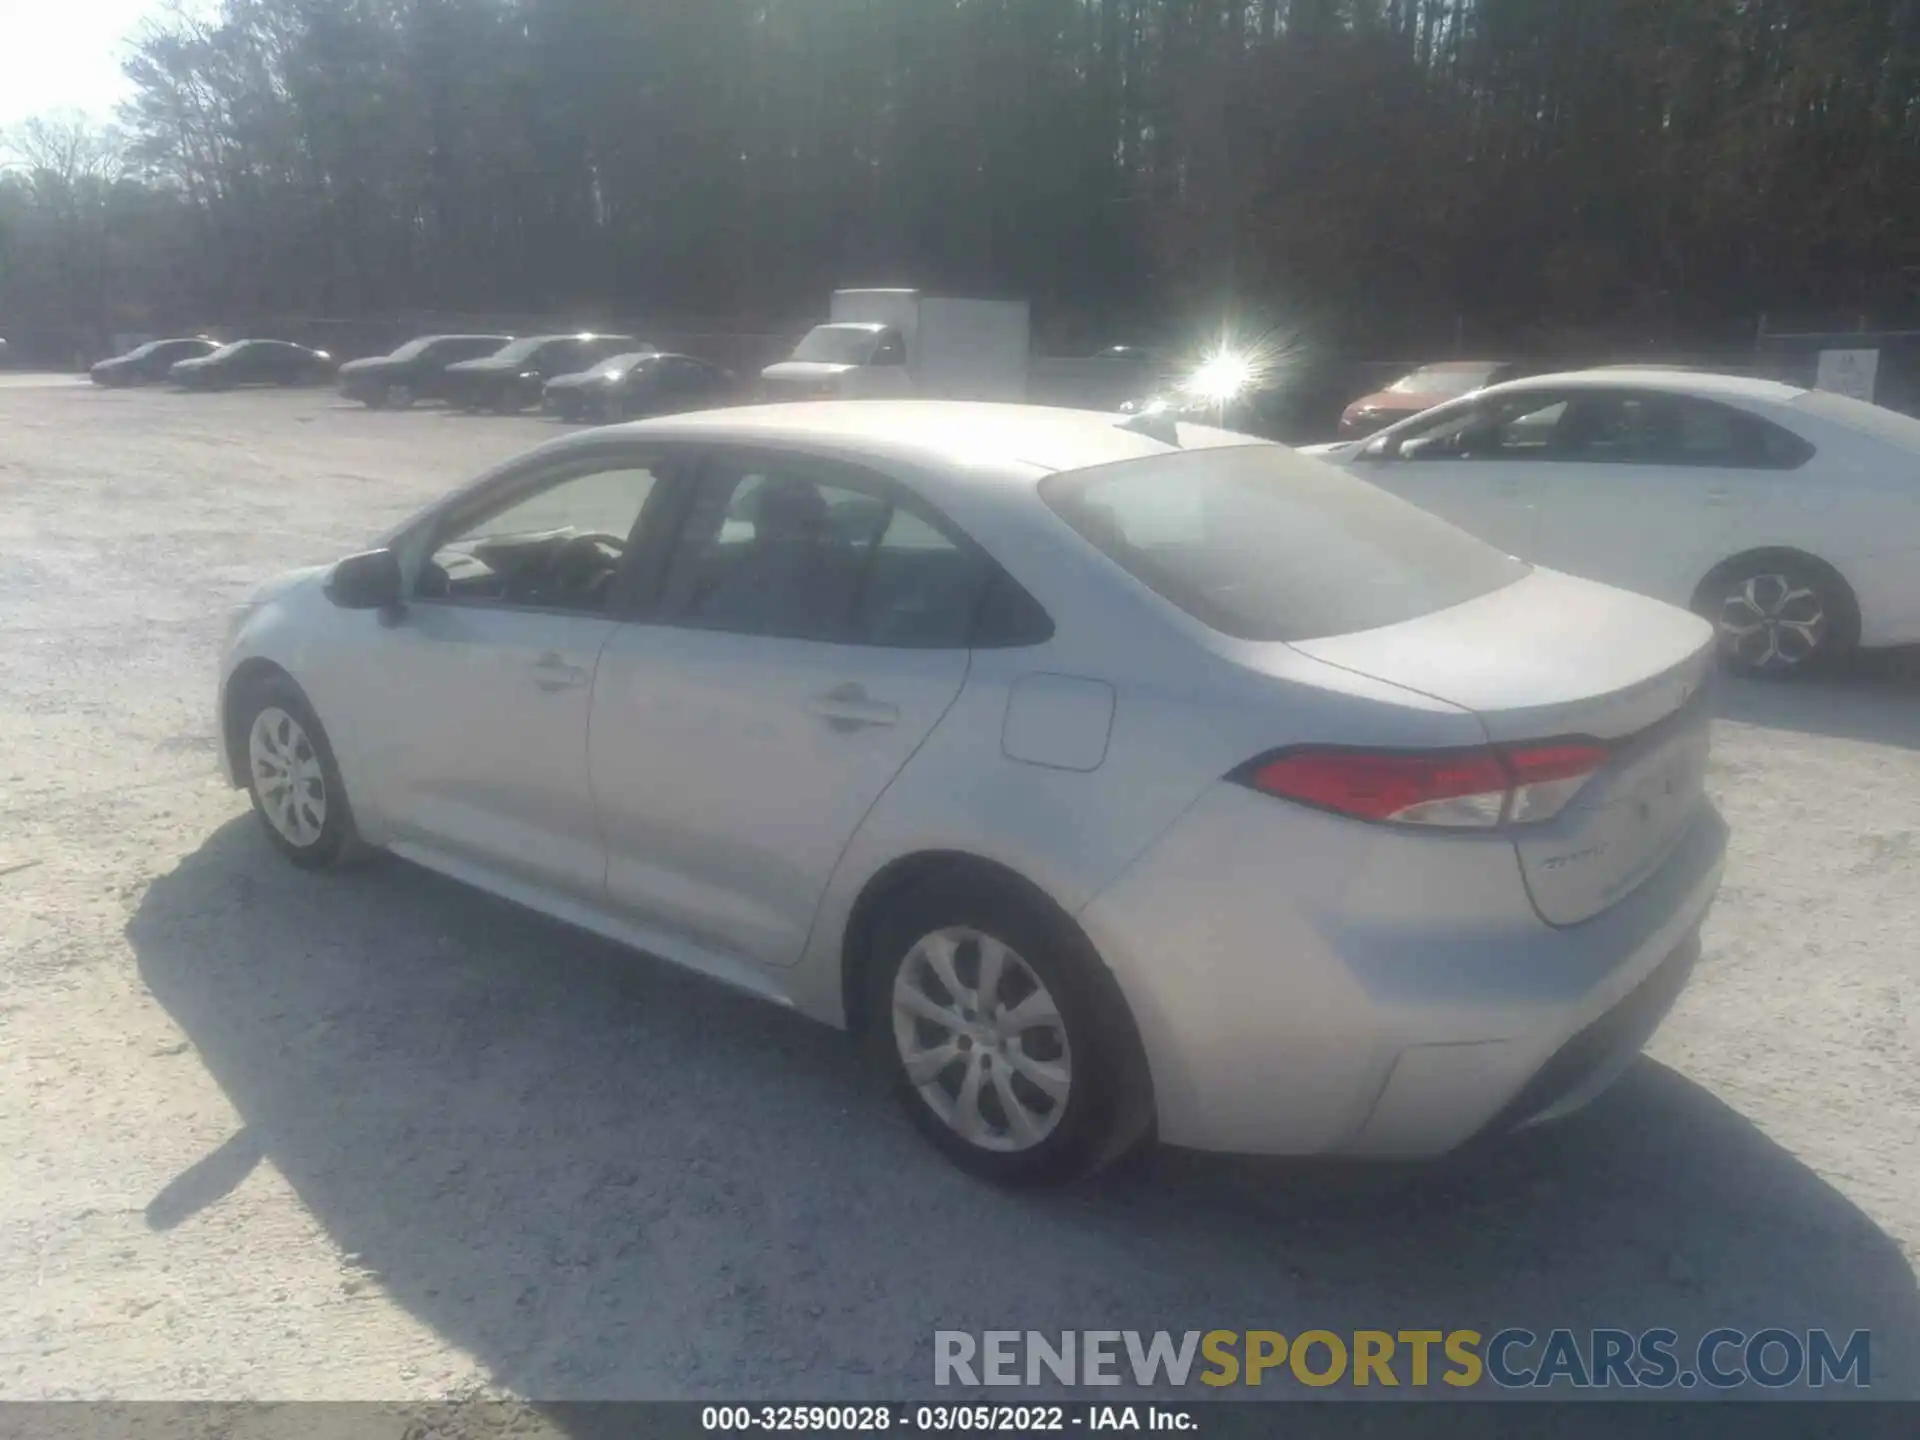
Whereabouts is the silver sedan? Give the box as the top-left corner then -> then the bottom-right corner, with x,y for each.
217,402 -> 1727,1184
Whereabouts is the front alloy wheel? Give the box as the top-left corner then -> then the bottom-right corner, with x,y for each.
236,677 -> 359,868
892,927 -> 1073,1154
248,706 -> 327,849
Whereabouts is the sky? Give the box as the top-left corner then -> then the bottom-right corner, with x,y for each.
0,0 -> 168,130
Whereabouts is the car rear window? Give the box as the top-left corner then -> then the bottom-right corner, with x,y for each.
1038,445 -> 1529,642
1792,388 -> 1920,451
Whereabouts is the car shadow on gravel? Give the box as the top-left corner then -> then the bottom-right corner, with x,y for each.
129,819 -> 1920,1400
1716,654 -> 1920,749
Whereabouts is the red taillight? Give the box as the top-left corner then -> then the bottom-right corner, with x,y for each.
1240,742 -> 1608,829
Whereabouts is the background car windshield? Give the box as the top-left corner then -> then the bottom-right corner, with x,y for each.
1039,445 -> 1528,641
1387,364 -> 1499,397
589,353 -> 650,377
487,337 -> 550,364
387,337 -> 440,361
793,326 -> 881,365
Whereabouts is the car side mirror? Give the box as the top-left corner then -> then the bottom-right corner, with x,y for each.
324,548 -> 403,611
1359,434 -> 1399,462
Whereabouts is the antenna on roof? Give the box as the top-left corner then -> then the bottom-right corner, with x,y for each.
1115,409 -> 1182,446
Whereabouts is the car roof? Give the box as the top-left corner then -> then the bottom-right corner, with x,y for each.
1483,367 -> 1806,403
572,401 -> 1266,481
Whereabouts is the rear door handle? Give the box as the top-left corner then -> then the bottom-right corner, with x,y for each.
806,682 -> 899,732
529,651 -> 591,691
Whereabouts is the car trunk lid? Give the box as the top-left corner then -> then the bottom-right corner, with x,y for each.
1290,568 -> 1717,925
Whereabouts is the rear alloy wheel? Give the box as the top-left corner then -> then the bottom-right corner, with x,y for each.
1703,558 -> 1855,678
892,928 -> 1074,1154
383,381 -> 415,409
870,879 -> 1149,1185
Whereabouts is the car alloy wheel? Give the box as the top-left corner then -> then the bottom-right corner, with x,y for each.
1716,572 -> 1827,672
384,382 -> 415,408
248,705 -> 328,849
891,926 -> 1073,1153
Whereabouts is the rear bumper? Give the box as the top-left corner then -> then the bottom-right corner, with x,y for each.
1078,786 -> 1727,1158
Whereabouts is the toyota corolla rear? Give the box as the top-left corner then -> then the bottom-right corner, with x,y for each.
1044,443 -> 1725,1158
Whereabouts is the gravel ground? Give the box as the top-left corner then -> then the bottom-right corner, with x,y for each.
0,380 -> 1915,1404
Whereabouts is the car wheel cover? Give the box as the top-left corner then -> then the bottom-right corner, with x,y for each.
1718,573 -> 1826,670
385,382 -> 413,407
248,706 -> 327,847
891,927 -> 1072,1153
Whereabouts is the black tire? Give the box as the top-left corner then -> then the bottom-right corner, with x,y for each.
361,391 -> 389,410
232,674 -> 362,870
491,390 -> 523,414
1695,552 -> 1859,679
866,874 -> 1152,1186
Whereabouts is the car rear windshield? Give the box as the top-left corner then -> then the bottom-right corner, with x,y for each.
1038,445 -> 1529,642
1792,388 -> 1920,451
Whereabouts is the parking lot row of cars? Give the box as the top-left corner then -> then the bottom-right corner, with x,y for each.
86,331 -> 741,424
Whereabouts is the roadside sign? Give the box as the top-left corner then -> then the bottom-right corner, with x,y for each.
1814,348 -> 1880,401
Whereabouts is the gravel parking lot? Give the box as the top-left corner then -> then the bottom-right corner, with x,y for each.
1,379 -> 1916,1402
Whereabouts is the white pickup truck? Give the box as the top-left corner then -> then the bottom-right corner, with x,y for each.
759,289 -> 1030,401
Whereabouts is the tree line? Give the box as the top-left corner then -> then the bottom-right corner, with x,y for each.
3,0 -> 1919,362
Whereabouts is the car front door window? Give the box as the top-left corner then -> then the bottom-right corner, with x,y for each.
416,463 -> 662,614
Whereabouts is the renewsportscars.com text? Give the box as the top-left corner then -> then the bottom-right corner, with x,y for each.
933,1328 -> 1870,1391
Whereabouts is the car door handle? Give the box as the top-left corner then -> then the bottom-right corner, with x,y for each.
806,682 -> 899,732
528,652 -> 591,692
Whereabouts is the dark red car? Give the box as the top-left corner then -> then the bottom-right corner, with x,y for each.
1339,360 -> 1522,438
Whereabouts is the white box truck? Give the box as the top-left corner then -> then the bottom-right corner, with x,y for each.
760,288 -> 1030,401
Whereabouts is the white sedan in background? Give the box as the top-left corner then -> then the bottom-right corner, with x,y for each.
1301,369 -> 1920,675
220,403 -> 1724,1184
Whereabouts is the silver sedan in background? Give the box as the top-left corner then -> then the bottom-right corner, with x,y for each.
217,403 -> 1726,1184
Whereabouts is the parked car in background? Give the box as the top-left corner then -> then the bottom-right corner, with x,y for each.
442,334 -> 643,414
336,334 -> 512,409
218,400 -> 1723,1185
1301,368 -> 1920,675
0,336 -> 9,366
1339,360 -> 1523,437
169,340 -> 336,390
543,351 -> 737,423
90,337 -> 220,386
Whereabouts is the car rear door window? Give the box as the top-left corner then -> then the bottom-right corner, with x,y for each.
658,455 -> 1038,648
662,461 -> 888,641
1041,445 -> 1528,642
